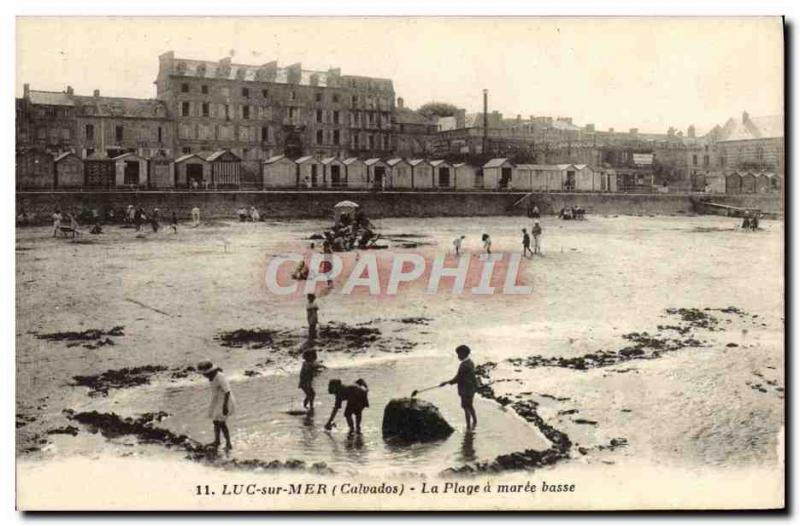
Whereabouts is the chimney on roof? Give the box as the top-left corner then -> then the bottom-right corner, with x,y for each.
93,89 -> 100,97
629,128 -> 638,135
688,125 -> 696,138
742,111 -> 750,124
397,97 -> 404,109
23,83 -> 30,99
66,85 -> 74,95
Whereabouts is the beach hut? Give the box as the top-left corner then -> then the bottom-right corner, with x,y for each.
343,158 -> 368,189
387,158 -> 413,189
725,172 -> 742,195
113,152 -> 148,188
573,164 -> 601,191
333,200 -> 359,223
148,151 -> 174,189
483,158 -> 514,190
262,155 -> 297,188
453,163 -> 479,190
296,156 -> 324,188
83,152 -> 115,188
175,153 -> 211,188
755,172 -> 774,194
322,157 -> 348,188
429,160 -> 455,189
207,150 -> 241,188
16,150 -> 54,189
54,152 -> 83,188
740,171 -> 757,194
409,159 -> 434,189
703,172 -> 725,194
365,158 -> 390,190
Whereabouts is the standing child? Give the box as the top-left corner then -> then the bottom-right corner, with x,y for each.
170,211 -> 178,233
481,234 -> 492,255
52,209 -> 63,237
197,360 -> 236,451
522,228 -> 533,258
299,349 -> 319,411
532,220 -> 543,255
191,206 -> 201,227
322,240 -> 334,288
453,235 -> 466,256
440,345 -> 479,430
306,293 -> 319,339
324,379 -> 369,434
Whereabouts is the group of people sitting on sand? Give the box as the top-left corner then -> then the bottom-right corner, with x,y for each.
559,206 -> 586,220
196,343 -> 479,451
741,211 -> 761,231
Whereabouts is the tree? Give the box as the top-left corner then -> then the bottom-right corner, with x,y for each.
418,102 -> 460,119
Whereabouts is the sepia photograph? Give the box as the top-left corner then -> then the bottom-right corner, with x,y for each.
13,15 -> 785,511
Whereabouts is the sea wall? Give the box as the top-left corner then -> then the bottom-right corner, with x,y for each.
15,190 -> 782,224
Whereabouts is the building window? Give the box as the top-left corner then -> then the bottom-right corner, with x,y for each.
703,155 -> 709,167
243,105 -> 250,119
333,111 -> 340,125
692,154 -> 698,166
351,95 -> 358,106
158,127 -> 163,143
200,84 -> 208,94
115,126 -> 124,143
181,101 -> 190,117
224,104 -> 231,120
182,147 -> 191,154
316,109 -> 324,123
262,89 -> 268,98
316,129 -> 324,144
289,90 -> 296,101
202,102 -> 210,117
85,124 -> 94,141
333,94 -> 339,103
242,87 -> 250,98
333,130 -> 340,145
261,126 -> 269,142
315,92 -> 323,102
181,83 -> 189,93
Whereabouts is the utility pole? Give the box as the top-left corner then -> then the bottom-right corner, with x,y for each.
482,89 -> 488,155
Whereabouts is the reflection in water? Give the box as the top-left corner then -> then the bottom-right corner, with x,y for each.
460,430 -> 476,463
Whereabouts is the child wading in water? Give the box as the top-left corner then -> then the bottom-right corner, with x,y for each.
440,345 -> 479,430
198,360 -> 236,451
299,348 -> 320,411
306,293 -> 319,339
324,379 -> 369,434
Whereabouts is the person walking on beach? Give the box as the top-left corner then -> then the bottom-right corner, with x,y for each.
532,220 -> 543,255
532,204 -> 540,219
52,209 -> 63,237
150,208 -> 161,233
324,379 -> 369,435
322,240 -> 334,288
299,348 -> 320,411
306,293 -> 319,339
440,345 -> 479,431
522,228 -> 533,258
481,233 -> 492,255
197,360 -> 236,451
453,235 -> 465,256
191,206 -> 201,228
170,211 -> 178,234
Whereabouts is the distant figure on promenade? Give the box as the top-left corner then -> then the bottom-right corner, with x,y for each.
522,228 -> 533,258
197,360 -> 235,451
52,209 -> 63,237
440,345 -> 479,431
250,206 -> 260,222
324,378 -> 369,435
453,235 -> 466,256
532,220 -> 543,255
298,348 -> 320,411
306,293 -> 319,339
532,204 -> 540,219
191,206 -> 201,227
170,211 -> 178,233
303,176 -> 311,189
481,233 -> 492,255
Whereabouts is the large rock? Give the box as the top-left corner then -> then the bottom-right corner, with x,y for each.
382,397 -> 454,443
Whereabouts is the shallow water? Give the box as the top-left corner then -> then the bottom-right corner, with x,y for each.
157,356 -> 549,475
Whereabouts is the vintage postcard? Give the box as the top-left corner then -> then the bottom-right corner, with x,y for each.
15,16 -> 785,511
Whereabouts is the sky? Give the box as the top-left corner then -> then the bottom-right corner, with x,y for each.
16,16 -> 784,135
